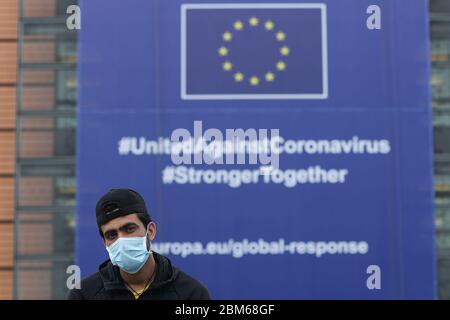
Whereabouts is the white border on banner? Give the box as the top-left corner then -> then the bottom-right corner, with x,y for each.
180,3 -> 328,100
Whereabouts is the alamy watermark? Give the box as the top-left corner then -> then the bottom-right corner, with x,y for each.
366,264 -> 381,290
66,265 -> 81,290
170,121 -> 280,172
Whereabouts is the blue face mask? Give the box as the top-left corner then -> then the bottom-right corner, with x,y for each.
106,226 -> 151,274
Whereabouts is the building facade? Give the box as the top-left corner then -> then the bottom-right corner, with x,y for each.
0,0 -> 77,299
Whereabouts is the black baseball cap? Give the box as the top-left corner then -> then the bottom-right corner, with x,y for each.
96,188 -> 151,228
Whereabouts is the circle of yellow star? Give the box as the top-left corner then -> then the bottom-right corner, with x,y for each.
265,72 -> 275,82
249,76 -> 260,86
233,20 -> 244,31
219,18 -> 289,85
234,72 -> 244,82
223,61 -> 233,71
280,46 -> 290,56
223,32 -> 232,41
276,31 -> 286,41
276,61 -> 286,71
249,17 -> 259,26
264,20 -> 274,30
218,46 -> 228,56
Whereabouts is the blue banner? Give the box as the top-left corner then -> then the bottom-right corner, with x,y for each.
77,0 -> 436,299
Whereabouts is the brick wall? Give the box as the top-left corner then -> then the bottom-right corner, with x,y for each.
0,0 -> 18,301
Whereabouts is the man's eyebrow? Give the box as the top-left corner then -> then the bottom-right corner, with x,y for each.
103,222 -> 138,236
118,222 -> 139,231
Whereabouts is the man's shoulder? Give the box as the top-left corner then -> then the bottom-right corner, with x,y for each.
67,271 -> 105,300
171,268 -> 211,300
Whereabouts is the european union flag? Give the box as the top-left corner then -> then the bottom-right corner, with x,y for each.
181,3 -> 328,100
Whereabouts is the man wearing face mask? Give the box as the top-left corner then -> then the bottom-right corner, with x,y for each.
67,188 -> 211,300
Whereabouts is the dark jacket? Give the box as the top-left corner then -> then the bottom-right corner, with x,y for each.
67,251 -> 211,300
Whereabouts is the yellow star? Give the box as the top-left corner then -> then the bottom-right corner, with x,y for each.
249,76 -> 259,86
223,61 -> 233,71
218,46 -> 228,56
234,72 -> 244,82
276,31 -> 286,41
280,46 -> 290,56
249,17 -> 259,26
223,32 -> 232,41
276,61 -> 286,71
233,20 -> 244,31
264,20 -> 274,30
265,72 -> 275,82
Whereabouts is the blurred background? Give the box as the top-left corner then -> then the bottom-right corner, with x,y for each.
0,0 -> 448,299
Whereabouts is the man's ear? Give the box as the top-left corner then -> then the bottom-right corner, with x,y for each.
148,222 -> 156,241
